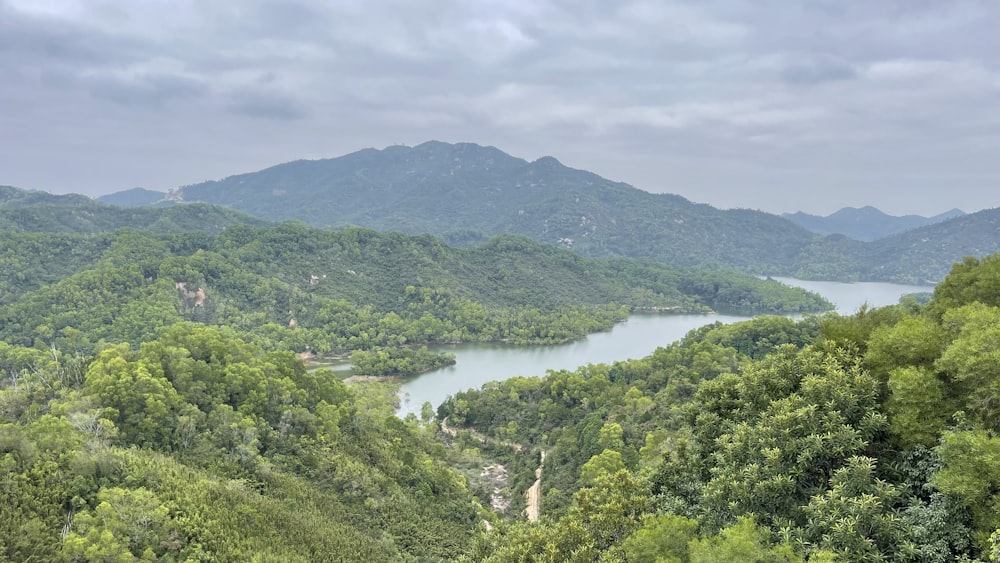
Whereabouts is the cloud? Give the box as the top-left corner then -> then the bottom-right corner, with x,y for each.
779,54 -> 857,85
0,0 -> 998,216
84,72 -> 207,106
226,90 -> 307,120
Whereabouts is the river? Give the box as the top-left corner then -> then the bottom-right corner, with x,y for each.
395,278 -> 932,417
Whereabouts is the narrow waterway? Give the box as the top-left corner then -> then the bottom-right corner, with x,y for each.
394,278 -> 931,417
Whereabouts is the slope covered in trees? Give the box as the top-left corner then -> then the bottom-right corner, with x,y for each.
4,220 -> 1000,558
97,187 -> 166,207
441,253 -> 1000,561
146,141 -> 1000,283
0,324 -> 482,561
170,142 -> 821,273
784,206 -> 966,242
0,223 -> 830,359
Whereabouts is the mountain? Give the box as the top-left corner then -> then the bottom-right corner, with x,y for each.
10,143 -> 998,284
857,207 -> 1000,284
1,185 -> 265,234
1,184 -> 93,207
783,205 -> 966,241
98,187 -> 165,206
0,223 -> 832,346
174,142 -> 820,273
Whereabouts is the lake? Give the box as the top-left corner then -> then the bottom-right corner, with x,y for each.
395,278 -> 932,417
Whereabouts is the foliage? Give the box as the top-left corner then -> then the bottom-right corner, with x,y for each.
167,142 -> 1000,283
350,346 -> 456,377
1,325 -> 480,560
0,222 -> 830,357
448,253 -> 1000,560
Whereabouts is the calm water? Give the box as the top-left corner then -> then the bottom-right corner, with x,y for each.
772,277 -> 931,315
394,278 -> 932,417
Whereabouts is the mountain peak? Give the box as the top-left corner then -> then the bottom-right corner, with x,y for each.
785,205 -> 967,241
532,155 -> 562,167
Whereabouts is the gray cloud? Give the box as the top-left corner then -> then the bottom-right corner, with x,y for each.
85,72 -> 208,106
0,0 -> 997,216
226,90 -> 307,120
779,54 -> 858,85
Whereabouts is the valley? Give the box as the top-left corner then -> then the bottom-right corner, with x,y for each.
1,145 -> 997,562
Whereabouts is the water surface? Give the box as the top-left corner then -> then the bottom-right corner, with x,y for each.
393,278 -> 932,417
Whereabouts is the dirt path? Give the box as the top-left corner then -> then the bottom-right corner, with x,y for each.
441,418 -> 546,521
525,450 -> 545,522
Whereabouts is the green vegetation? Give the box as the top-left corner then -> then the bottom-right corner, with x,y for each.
161,142 -> 1000,283
1,185 -> 265,235
351,346 -> 456,377
0,324 -> 481,561
0,222 -> 830,359
7,194 -> 1000,560
437,253 -> 1000,561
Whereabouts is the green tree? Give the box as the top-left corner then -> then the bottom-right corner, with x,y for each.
688,517 -> 801,563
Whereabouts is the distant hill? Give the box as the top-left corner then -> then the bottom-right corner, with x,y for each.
9,142 -> 999,285
784,205 -> 966,241
858,207 -> 1000,284
0,223 -> 832,344
175,141 -> 819,273
98,187 -> 165,206
1,185 -> 264,234
1,185 -> 93,208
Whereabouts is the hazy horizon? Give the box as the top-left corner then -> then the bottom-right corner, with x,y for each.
2,1 -> 997,216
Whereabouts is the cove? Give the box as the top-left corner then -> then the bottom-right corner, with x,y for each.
395,278 -> 932,417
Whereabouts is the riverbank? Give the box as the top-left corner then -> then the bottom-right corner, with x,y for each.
397,278 -> 933,417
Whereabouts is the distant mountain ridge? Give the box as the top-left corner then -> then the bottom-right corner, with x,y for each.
169,141 -> 817,273
1,185 -> 264,234
24,142 -> 1000,284
784,206 -> 966,241
97,187 -> 165,207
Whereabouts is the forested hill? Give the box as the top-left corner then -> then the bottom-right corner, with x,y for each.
138,141 -> 998,282
0,223 -> 831,355
1,185 -> 265,234
783,206 -> 966,241
170,141 -> 820,272
5,244 -> 1000,559
794,207 -> 1000,284
860,207 -> 1000,283
1,185 -> 94,207
443,253 -> 1000,561
97,187 -> 166,207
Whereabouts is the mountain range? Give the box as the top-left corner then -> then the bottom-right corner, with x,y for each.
783,206 -> 966,241
159,142 -> 814,274
12,141 -> 1000,284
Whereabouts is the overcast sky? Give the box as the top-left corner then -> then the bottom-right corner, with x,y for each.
2,0 -> 997,216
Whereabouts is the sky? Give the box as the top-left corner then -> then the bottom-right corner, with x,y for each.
1,0 -> 998,216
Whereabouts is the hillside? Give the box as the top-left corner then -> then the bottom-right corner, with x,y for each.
0,185 -> 265,234
0,223 -> 831,353
171,142 -> 820,273
97,187 -> 166,206
4,221 -> 1000,559
784,206 -> 966,241
1,185 -> 93,207
448,253 -> 1000,561
858,207 -> 1000,283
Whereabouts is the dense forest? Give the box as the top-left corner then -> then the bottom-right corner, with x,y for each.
439,254 -> 1000,561
4,209 -> 999,560
0,324 -> 482,560
0,222 -> 830,361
